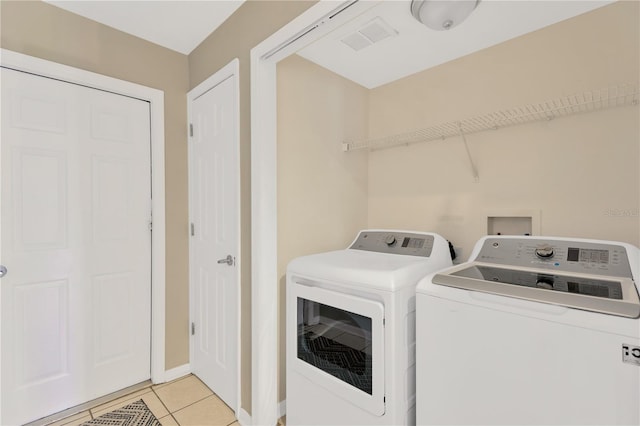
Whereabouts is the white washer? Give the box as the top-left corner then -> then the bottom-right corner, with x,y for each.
416,235 -> 640,425
286,230 -> 453,426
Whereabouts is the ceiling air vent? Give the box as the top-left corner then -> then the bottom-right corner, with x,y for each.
340,17 -> 398,52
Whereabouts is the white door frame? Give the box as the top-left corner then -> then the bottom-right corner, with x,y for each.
187,58 -> 241,416
0,49 -> 166,422
249,2 -> 379,425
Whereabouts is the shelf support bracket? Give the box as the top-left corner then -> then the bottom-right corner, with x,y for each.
457,122 -> 480,183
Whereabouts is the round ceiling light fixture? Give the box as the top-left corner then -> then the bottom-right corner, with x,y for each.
410,0 -> 480,31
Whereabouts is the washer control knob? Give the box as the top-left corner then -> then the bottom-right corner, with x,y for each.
385,235 -> 397,246
535,245 -> 555,259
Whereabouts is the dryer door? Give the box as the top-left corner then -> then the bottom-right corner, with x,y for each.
289,280 -> 385,416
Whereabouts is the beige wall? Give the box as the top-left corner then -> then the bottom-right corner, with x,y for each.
0,0 -> 191,369
188,0 -> 317,414
276,54 -> 369,402
5,0 -> 638,418
367,1 -> 639,259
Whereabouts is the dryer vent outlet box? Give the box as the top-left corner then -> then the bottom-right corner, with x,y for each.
488,216 -> 532,236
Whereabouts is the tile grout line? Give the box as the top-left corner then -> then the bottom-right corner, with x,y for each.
151,385 -> 179,425
170,413 -> 180,425
157,377 -> 236,423
190,376 -> 238,425
154,374 -> 218,416
150,375 -> 234,424
165,393 -> 216,416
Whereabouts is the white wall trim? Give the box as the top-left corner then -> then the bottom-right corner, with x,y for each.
237,407 -> 252,426
163,364 -> 192,383
249,2 -> 378,425
0,49 -> 167,423
277,400 -> 286,420
187,58 -> 242,416
250,39 -> 278,426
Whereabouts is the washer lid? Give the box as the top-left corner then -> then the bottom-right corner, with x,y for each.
432,262 -> 640,318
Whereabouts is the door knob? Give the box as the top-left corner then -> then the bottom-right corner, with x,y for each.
0,265 -> 7,278
217,255 -> 234,266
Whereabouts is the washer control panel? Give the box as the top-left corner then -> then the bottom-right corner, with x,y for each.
350,231 -> 435,257
476,237 -> 633,279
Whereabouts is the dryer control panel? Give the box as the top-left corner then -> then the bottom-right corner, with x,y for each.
475,237 -> 633,279
350,231 -> 435,257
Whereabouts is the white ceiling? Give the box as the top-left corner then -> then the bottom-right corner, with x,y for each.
297,0 -> 614,88
44,0 -> 612,86
44,0 -> 245,55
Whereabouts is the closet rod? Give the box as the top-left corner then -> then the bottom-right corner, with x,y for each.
343,83 -> 639,152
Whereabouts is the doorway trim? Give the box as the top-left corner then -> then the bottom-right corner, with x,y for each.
249,1 -> 378,425
187,58 -> 241,417
0,49 -> 166,422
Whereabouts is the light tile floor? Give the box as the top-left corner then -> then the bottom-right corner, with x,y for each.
47,375 -> 238,426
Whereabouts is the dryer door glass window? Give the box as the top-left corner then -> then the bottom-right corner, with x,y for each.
297,298 -> 372,394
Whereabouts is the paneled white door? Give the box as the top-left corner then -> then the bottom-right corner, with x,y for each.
0,68 -> 152,425
189,69 -> 239,411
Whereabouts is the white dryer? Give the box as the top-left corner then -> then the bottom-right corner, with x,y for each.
286,230 -> 453,426
416,235 -> 640,425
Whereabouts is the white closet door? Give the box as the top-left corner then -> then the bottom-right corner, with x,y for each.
189,74 -> 239,410
1,67 -> 151,425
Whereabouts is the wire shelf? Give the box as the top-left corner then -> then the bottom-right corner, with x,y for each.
342,83 -> 640,152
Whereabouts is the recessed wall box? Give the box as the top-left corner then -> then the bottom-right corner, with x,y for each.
488,216 -> 532,236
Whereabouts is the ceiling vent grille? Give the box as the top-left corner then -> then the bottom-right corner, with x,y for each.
341,17 -> 398,52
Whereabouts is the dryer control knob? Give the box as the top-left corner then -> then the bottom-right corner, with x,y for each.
535,245 -> 554,258
385,235 -> 397,246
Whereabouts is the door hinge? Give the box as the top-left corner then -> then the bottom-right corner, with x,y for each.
189,123 -> 194,137
148,220 -> 153,231
191,322 -> 195,336
190,223 -> 195,236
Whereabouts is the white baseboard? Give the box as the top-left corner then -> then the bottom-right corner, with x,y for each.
278,399 -> 286,419
237,407 -> 251,426
162,363 -> 191,383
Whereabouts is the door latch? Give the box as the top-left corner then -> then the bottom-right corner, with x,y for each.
217,255 -> 234,266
